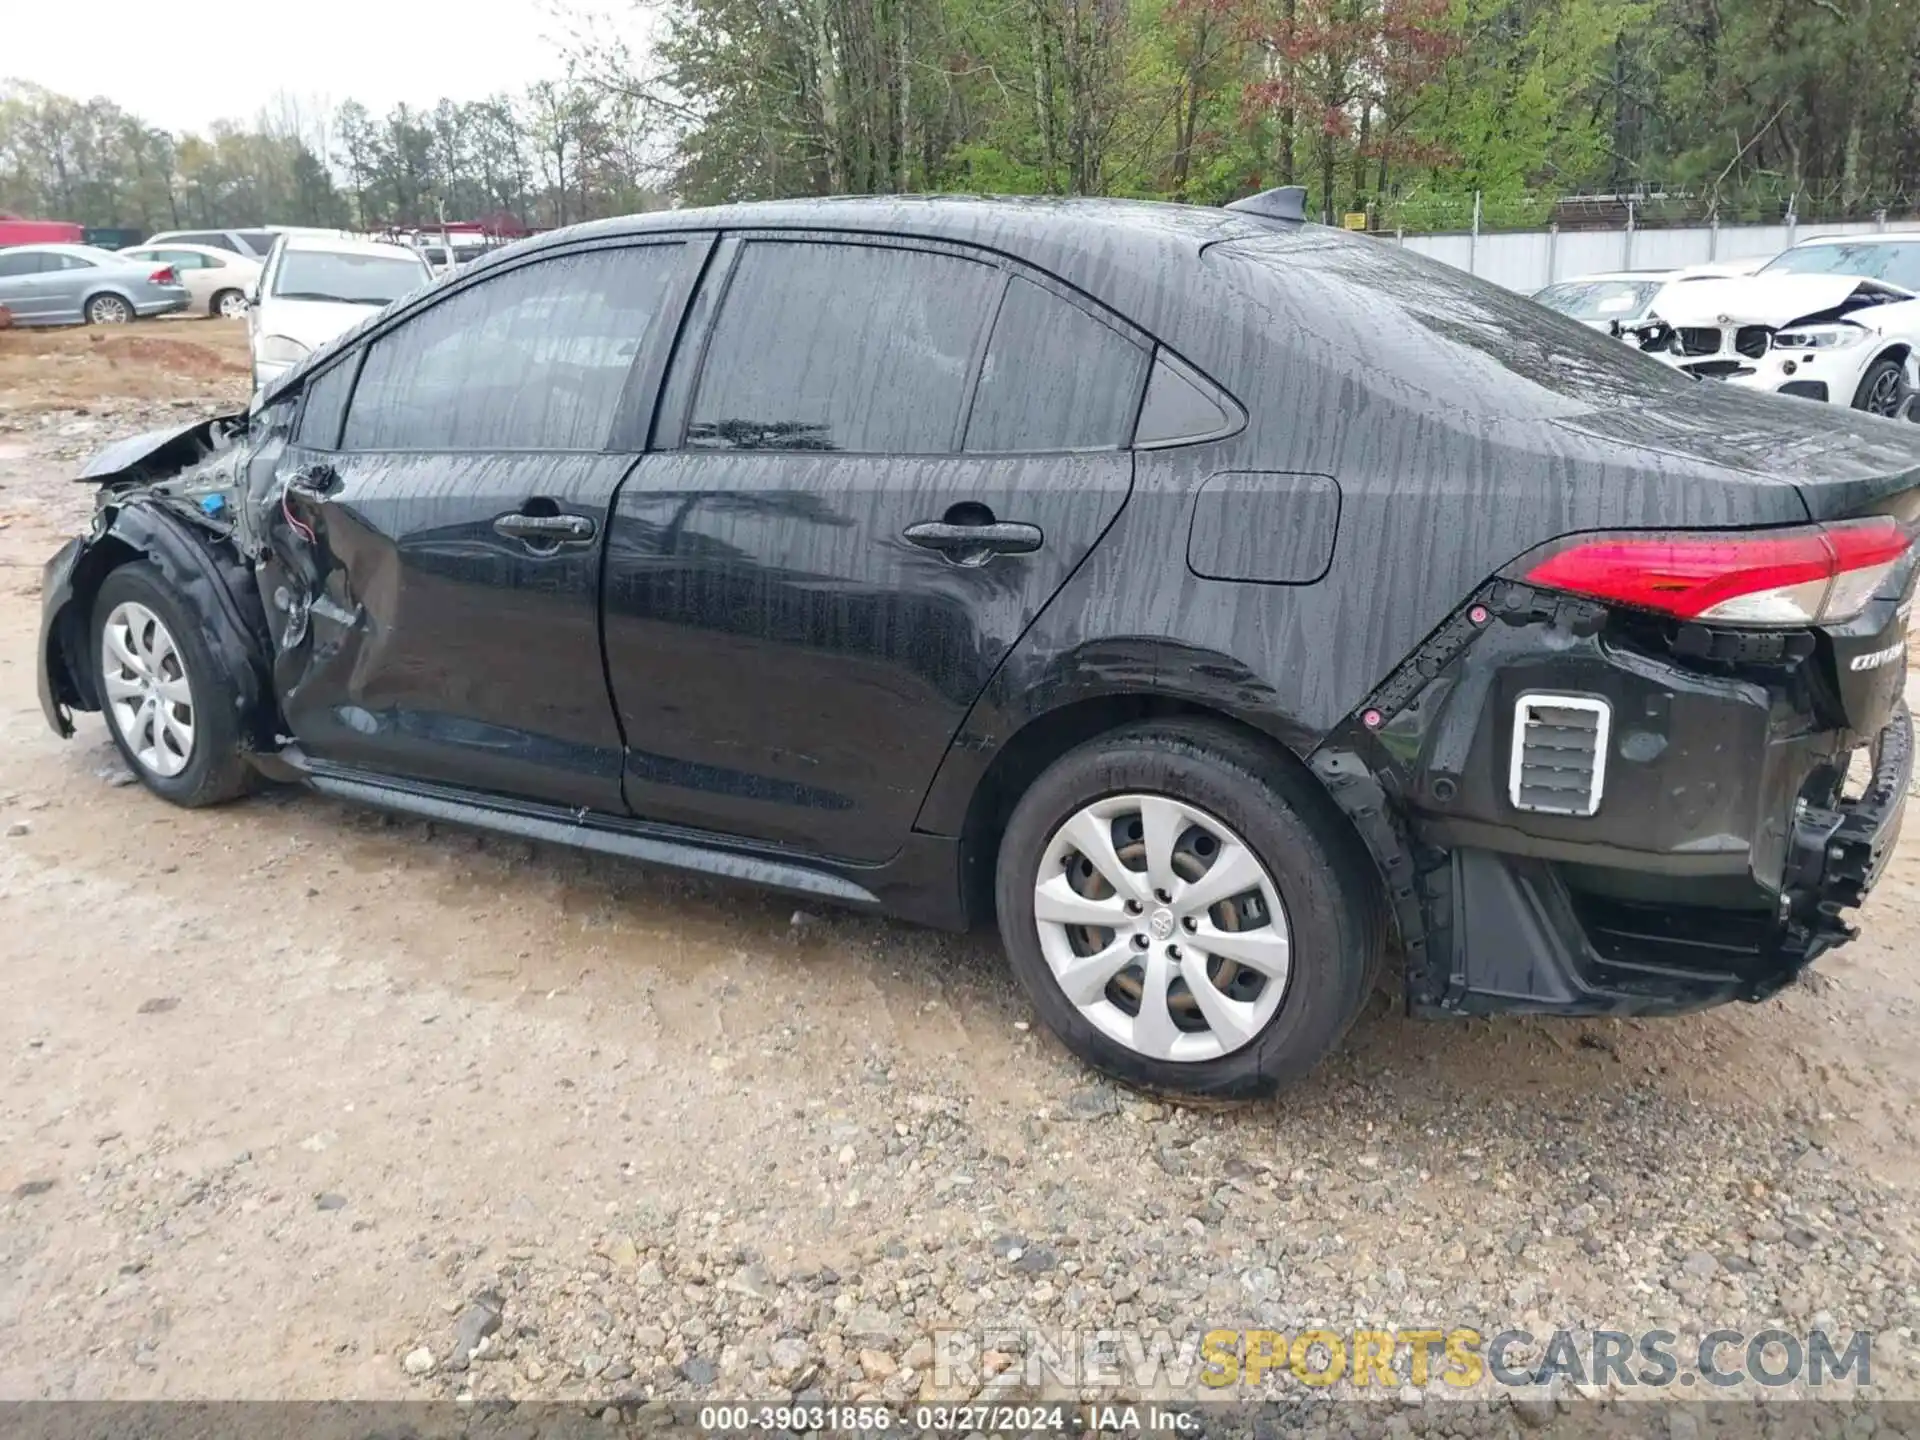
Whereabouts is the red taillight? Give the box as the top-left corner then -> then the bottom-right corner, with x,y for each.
149,266 -> 176,285
1520,518 -> 1912,626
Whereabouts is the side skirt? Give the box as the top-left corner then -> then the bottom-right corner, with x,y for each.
298,762 -> 973,929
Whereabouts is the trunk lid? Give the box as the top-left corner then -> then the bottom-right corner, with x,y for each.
1553,380 -> 1920,523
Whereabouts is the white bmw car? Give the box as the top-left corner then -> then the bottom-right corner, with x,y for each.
1634,234 -> 1920,419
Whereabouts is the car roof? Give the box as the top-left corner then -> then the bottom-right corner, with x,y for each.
277,233 -> 429,260
257,197 -> 1277,406
19,243 -> 125,261
486,195 -> 1274,280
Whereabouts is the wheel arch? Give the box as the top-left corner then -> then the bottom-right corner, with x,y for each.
44,501 -> 279,748
81,287 -> 135,321
1869,341 -> 1914,380
948,690 -> 1373,932
44,533 -> 143,718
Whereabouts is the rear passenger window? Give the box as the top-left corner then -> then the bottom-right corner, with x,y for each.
297,360 -> 356,450
340,244 -> 679,452
964,276 -> 1147,453
687,241 -> 998,453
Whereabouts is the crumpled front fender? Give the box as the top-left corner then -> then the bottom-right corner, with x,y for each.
38,498 -> 278,750
74,412 -> 246,486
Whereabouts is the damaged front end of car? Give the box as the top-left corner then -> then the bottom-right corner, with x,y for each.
1627,275 -> 1919,415
1312,525 -> 1916,1017
37,406 -> 319,784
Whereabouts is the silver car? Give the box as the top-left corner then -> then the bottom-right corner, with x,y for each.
0,244 -> 192,326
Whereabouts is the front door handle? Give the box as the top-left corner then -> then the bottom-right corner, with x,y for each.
903,520 -> 1043,562
494,512 -> 597,544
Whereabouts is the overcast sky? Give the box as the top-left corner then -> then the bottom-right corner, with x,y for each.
8,0 -> 634,132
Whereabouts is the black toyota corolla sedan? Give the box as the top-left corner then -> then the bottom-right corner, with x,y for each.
35,190 -> 1919,1097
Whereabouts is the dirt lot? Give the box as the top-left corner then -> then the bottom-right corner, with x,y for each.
3,322 -> 1920,1420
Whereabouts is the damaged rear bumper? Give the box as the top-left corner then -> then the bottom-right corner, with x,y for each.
1313,579 -> 1914,1018
1431,703 -> 1908,1015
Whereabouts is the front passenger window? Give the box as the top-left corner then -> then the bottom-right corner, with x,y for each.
339,244 -> 681,452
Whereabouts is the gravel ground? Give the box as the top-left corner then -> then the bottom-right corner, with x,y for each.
4,357 -> 1920,1429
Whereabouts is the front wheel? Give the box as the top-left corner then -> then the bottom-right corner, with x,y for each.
84,293 -> 133,325
994,721 -> 1382,1099
92,563 -> 253,807
1851,357 -> 1911,419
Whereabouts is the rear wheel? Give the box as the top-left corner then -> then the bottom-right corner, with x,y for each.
212,288 -> 248,320
92,563 -> 252,807
994,721 -> 1382,1099
1851,357 -> 1910,419
84,293 -> 132,325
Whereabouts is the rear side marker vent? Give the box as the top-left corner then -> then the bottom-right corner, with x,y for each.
1509,694 -> 1611,817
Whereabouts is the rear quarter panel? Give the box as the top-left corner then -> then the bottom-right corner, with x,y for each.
913,230 -> 1860,834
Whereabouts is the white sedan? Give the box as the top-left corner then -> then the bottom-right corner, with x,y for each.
1635,235 -> 1920,419
117,242 -> 260,320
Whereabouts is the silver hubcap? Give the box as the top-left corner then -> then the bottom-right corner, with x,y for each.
219,292 -> 248,318
1033,794 -> 1291,1063
92,297 -> 130,323
101,602 -> 195,778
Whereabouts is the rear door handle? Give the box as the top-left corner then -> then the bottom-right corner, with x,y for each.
494,512 -> 597,544
903,520 -> 1043,559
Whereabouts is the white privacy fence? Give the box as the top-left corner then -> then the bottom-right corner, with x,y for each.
1396,216 -> 1920,293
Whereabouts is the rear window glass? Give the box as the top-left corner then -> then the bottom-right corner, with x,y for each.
1210,233 -> 1692,417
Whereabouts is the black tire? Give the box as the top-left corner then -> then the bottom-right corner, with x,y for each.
210,288 -> 247,320
84,293 -> 133,325
91,562 -> 253,808
1851,356 -> 1910,419
994,720 -> 1383,1100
